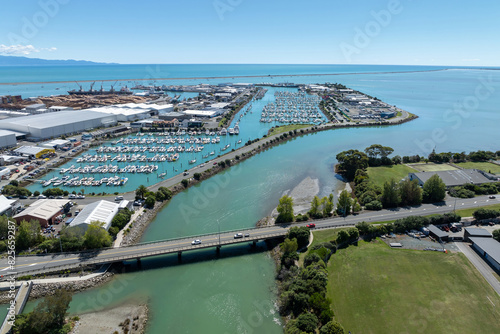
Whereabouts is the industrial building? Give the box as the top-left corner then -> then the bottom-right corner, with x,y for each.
68,200 -> 119,231
13,199 -> 71,227
469,237 -> 500,272
409,169 -> 498,188
0,195 -> 17,216
85,103 -> 173,122
464,227 -> 492,242
0,130 -> 17,148
0,110 -> 117,140
14,146 -> 55,159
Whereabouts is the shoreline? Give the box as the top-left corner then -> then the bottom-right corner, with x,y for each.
0,69 -> 448,86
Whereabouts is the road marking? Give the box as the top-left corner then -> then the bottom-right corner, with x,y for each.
486,296 -> 495,307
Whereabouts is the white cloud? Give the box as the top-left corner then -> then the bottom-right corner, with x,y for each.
0,44 -> 57,55
461,58 -> 480,62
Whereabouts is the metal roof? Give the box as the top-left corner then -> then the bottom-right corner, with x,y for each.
410,169 -> 497,187
0,110 -> 115,130
14,145 -> 48,155
427,224 -> 448,239
68,200 -> 119,230
14,199 -> 69,221
469,237 -> 500,264
0,195 -> 15,214
464,228 -> 492,237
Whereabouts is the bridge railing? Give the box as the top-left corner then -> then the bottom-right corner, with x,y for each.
6,232 -> 287,278
15,224 -> 287,259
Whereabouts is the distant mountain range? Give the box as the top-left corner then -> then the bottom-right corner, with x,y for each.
0,55 -> 117,66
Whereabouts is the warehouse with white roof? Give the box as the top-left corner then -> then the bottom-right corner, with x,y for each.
0,130 -> 17,148
68,200 -> 119,231
0,110 -> 117,140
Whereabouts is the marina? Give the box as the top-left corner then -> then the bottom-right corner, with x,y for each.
29,129 -> 244,193
260,91 -> 325,124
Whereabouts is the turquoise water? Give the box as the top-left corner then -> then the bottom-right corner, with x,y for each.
7,66 -> 500,333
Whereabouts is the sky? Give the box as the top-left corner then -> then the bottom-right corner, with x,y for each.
0,0 -> 498,66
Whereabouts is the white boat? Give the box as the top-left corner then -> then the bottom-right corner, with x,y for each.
209,151 -> 215,155
220,128 -> 227,135
189,159 -> 197,164
159,172 -> 166,178
228,128 -> 235,135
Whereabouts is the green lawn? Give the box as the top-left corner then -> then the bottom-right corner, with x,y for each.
328,240 -> 500,334
409,163 -> 458,172
268,124 -> 310,136
456,162 -> 500,174
367,164 -> 417,188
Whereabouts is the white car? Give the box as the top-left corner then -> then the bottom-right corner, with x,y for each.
234,233 -> 243,239
191,239 -> 202,245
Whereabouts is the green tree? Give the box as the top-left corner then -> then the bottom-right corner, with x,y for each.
193,172 -> 201,181
83,221 -> 112,249
493,229 -> 500,242
144,195 -> 156,208
323,194 -> 334,217
365,144 -> 394,159
336,190 -> 352,216
399,179 -> 423,206
308,196 -> 321,218
181,179 -> 189,188
295,312 -> 319,333
15,220 -> 41,251
336,149 -> 369,181
287,226 -> 310,249
277,195 -> 294,223
352,199 -> 361,213
135,184 -> 148,200
0,216 -> 8,240
281,238 -> 298,254
13,288 -> 72,334
381,179 -> 401,208
423,174 -> 446,203
320,321 -> 346,334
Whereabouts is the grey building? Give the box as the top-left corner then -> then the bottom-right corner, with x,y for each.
464,227 -> 492,242
469,237 -> 500,272
0,110 -> 117,140
409,169 -> 498,188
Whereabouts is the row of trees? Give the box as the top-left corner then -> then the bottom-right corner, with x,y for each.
278,226 -> 346,334
450,182 -> 500,199
355,212 -> 461,237
428,149 -> 499,163
276,191 -> 361,224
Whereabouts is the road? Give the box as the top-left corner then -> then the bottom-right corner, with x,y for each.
1,195 -> 498,278
455,242 -> 500,296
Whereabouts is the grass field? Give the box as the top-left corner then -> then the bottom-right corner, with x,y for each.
456,161 -> 500,174
409,163 -> 458,172
268,124 -> 310,136
328,240 -> 500,334
366,164 -> 417,188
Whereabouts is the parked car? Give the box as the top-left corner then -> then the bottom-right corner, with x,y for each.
307,223 -> 316,228
191,239 -> 202,245
115,196 -> 124,201
38,195 -> 47,199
